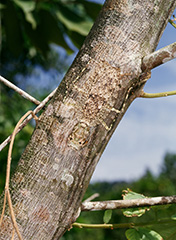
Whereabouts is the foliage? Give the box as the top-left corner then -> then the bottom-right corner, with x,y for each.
125,228 -> 163,240
122,189 -> 150,217
0,0 -> 102,78
160,153 -> 176,184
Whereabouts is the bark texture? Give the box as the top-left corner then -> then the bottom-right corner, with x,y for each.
1,0 -> 176,239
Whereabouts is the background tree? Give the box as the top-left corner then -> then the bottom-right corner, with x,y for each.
160,153 -> 176,184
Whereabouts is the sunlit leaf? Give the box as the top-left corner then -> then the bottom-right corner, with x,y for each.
171,214 -> 176,220
123,189 -> 147,200
14,0 -> 35,12
25,12 -> 36,29
14,0 -> 36,28
123,208 -> 148,218
0,3 -> 6,9
55,5 -> 93,36
125,228 -> 163,240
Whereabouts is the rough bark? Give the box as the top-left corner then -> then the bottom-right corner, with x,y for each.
1,0 -> 176,239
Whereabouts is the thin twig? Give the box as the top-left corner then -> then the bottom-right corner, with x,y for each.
73,222 -> 133,229
0,88 -> 57,152
142,41 -> 176,71
6,190 -> 23,240
169,19 -> 176,28
11,229 -> 15,240
0,75 -> 40,105
83,193 -> 100,203
73,218 -> 176,229
139,90 -> 176,98
81,195 -> 176,211
6,111 -> 38,189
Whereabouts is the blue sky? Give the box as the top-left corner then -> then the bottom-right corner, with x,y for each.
91,16 -> 176,182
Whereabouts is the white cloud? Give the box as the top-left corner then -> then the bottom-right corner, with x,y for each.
91,95 -> 176,182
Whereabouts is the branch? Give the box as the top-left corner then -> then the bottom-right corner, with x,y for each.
83,193 -> 100,203
73,222 -> 133,229
0,88 -> 57,152
139,90 -> 176,98
81,195 -> 176,211
169,19 -> 176,28
72,218 -> 175,229
142,41 -> 176,71
0,75 -> 40,105
74,195 -> 176,230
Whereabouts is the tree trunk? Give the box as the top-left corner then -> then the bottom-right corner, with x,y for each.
1,0 -> 176,239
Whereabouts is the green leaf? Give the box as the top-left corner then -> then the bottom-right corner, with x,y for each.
67,31 -> 85,49
24,8 -> 73,56
125,228 -> 141,240
38,10 -> 73,54
25,12 -> 36,29
150,221 -> 176,239
103,210 -> 112,224
125,228 -> 163,240
122,189 -> 150,217
78,0 -> 102,20
0,3 -> 6,9
171,214 -> 176,220
24,21 -> 49,57
123,189 -> 147,200
14,0 -> 35,12
14,0 -> 36,28
3,0 -> 23,56
123,208 -> 147,218
55,5 -> 93,36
